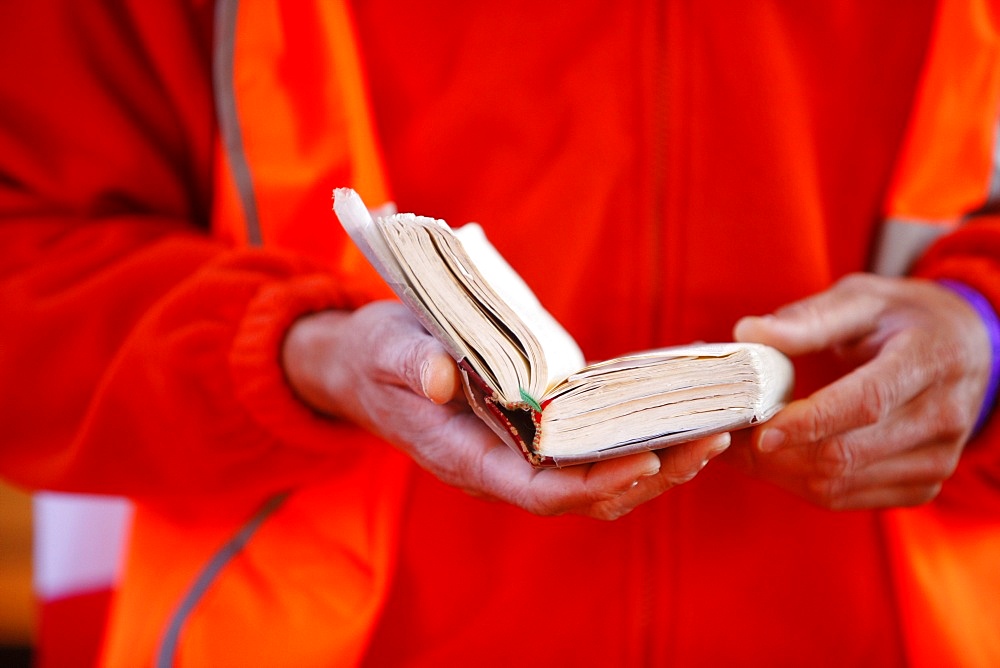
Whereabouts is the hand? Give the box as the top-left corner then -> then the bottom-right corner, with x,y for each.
282,300 -> 730,520
729,273 -> 991,510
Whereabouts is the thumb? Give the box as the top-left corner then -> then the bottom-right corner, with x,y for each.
392,335 -> 462,404
734,275 -> 883,356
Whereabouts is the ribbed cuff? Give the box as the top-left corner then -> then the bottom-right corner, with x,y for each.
938,279 -> 1000,435
229,272 -> 357,453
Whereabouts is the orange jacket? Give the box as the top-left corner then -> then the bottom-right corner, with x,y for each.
2,1 -> 1000,666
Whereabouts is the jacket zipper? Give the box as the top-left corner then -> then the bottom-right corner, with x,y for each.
648,1 -> 668,348
635,1 -> 675,665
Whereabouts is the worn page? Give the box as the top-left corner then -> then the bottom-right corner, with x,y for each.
452,223 -> 585,398
537,343 -> 794,457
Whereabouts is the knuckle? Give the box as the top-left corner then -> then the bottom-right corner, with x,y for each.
855,377 -> 895,426
813,438 -> 856,479
801,402 -> 834,441
366,318 -> 397,367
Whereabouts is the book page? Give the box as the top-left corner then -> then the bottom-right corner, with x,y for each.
336,188 -> 544,402
452,224 -> 585,395
376,216 -> 585,403
537,343 -> 794,456
379,219 -> 531,399
334,189 -> 477,367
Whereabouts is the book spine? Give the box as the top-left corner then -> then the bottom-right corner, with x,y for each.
457,359 -> 547,467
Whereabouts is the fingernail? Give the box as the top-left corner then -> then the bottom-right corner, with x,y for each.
758,428 -> 787,453
640,464 -> 661,479
708,433 -> 731,457
637,456 -> 662,480
698,435 -> 731,469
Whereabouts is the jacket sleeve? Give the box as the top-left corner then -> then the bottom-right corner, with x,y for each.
0,2 -> 376,511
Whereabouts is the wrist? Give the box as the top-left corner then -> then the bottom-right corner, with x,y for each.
281,309 -> 354,418
937,279 -> 1000,434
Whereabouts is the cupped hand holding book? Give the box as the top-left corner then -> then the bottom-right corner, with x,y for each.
334,188 -> 794,468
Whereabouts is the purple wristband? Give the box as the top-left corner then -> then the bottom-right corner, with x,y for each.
938,279 -> 1000,435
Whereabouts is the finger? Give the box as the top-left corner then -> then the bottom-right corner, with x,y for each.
734,274 -> 886,356
797,388 -> 964,505
467,437 -> 665,517
809,441 -> 958,505
580,432 -> 731,520
747,444 -> 948,509
738,407 -> 929,485
825,481 -> 944,510
367,307 -> 458,400
757,331 -> 934,451
812,385 -> 966,473
724,442 -> 948,511
734,394 -> 963,509
657,431 -> 731,483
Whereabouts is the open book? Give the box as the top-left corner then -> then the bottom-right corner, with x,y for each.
333,188 -> 794,468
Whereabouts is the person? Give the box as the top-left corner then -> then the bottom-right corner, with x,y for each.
2,0 -> 999,666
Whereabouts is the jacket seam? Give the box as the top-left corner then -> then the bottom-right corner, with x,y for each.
214,0 -> 263,247
155,492 -> 290,668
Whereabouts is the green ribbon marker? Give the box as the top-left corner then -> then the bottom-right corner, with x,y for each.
519,388 -> 542,412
